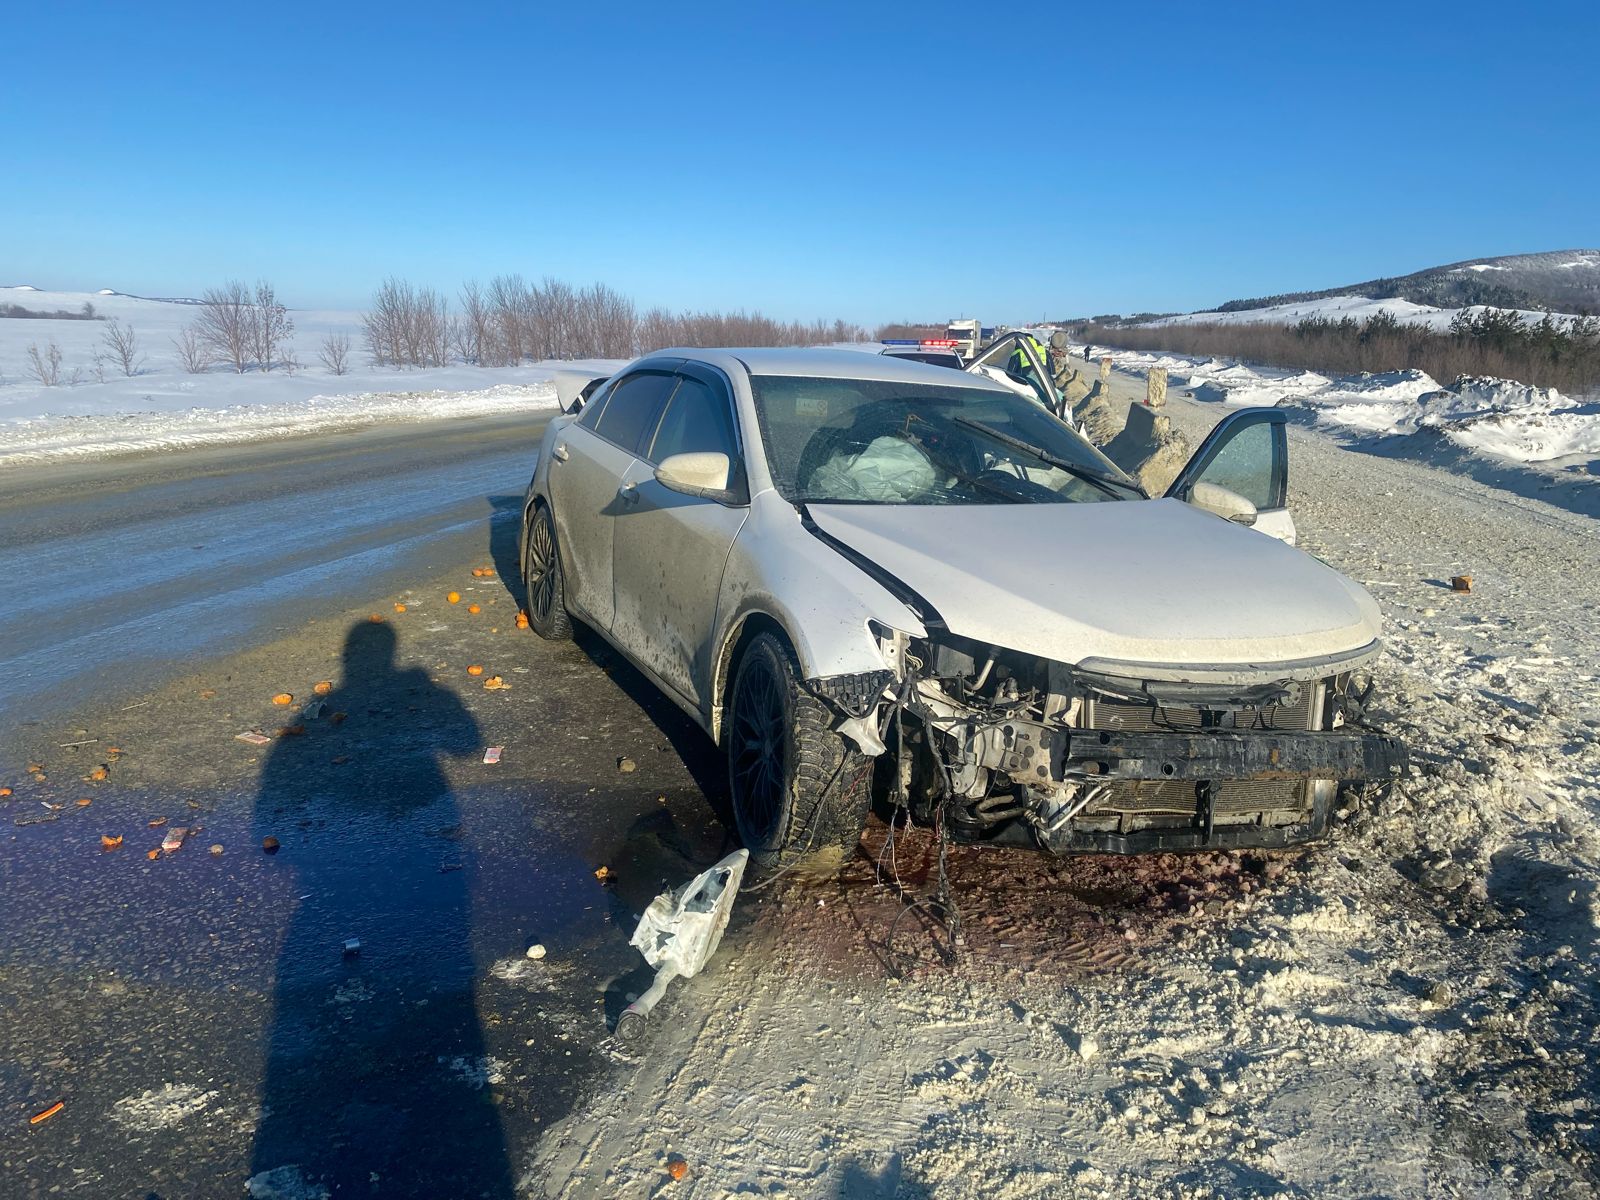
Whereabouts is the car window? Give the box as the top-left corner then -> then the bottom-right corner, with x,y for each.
749,375 -> 1137,506
648,374 -> 737,464
593,371 -> 678,453
1194,421 -> 1280,510
576,378 -> 614,430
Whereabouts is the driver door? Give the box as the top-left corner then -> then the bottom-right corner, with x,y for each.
610,363 -> 750,712
1165,408 -> 1297,544
966,333 -> 1069,421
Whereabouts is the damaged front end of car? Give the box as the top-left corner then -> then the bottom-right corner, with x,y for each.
818,626 -> 1407,855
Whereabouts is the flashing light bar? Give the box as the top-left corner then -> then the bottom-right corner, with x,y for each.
880,339 -> 920,345
921,338 -> 959,348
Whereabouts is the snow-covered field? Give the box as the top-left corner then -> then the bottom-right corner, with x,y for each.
1076,344 -> 1600,470
1143,293 -> 1578,333
527,379 -> 1600,1200
0,286 -> 568,464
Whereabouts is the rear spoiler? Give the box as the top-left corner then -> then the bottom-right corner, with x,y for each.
553,369 -> 611,415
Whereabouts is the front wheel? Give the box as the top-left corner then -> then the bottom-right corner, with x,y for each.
726,632 -> 871,872
523,503 -> 572,640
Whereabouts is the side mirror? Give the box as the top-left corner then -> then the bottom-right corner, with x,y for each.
1188,480 -> 1258,526
654,452 -> 735,500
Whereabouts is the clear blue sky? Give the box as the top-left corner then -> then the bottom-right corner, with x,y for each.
3,0 -> 1596,323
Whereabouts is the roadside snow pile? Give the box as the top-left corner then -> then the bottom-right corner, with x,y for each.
0,381 -> 559,465
1080,344 -> 1600,467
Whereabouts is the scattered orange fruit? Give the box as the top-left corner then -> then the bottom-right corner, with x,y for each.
515,611 -> 529,629
86,766 -> 109,782
394,602 -> 407,613
467,665 -> 484,676
368,613 -> 384,623
483,675 -> 507,690
0,787 -> 12,798
594,865 -> 612,882
313,680 -> 333,695
101,834 -> 122,849
26,762 -> 42,773
447,591 -> 461,604
199,688 -> 217,699
467,604 -> 480,614
75,797 -> 92,807
668,1160 -> 688,1182
272,693 -> 294,706
146,848 -> 159,860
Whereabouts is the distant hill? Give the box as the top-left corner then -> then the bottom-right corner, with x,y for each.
1210,250 -> 1600,316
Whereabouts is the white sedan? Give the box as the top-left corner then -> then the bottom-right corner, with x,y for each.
520,349 -> 1404,868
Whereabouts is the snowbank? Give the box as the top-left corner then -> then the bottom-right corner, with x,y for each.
1078,343 -> 1600,467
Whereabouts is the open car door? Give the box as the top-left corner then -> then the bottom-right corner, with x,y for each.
1165,408 -> 1297,544
965,333 -> 1074,426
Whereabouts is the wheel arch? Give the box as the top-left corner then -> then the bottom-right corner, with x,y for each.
710,611 -> 800,746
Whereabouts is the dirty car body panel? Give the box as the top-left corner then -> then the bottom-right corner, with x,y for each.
522,348 -> 1405,857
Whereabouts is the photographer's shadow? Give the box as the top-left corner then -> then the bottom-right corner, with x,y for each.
248,620 -> 513,1198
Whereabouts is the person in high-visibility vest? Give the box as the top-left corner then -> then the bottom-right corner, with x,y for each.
1007,334 -> 1048,379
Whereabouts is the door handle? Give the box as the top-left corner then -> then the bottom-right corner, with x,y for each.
550,443 -> 570,463
617,481 -> 640,505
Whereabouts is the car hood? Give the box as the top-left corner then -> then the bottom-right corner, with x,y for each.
806,498 -> 1382,678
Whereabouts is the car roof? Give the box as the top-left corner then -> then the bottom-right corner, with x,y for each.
647,346 -> 1008,389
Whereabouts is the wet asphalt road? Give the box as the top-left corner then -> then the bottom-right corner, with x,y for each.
0,417 -> 742,1198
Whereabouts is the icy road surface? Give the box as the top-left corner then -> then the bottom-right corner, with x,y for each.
0,412 -> 552,727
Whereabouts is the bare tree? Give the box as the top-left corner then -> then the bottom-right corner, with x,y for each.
319,331 -> 353,375
486,274 -> 532,365
26,340 -> 63,386
173,326 -> 212,374
251,281 -> 293,372
194,281 -> 254,372
100,318 -> 146,377
456,281 -> 490,364
363,278 -> 450,368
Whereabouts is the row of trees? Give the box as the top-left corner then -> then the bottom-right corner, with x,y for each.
22,319 -> 146,385
1076,309 -> 1600,394
363,275 -> 871,368
13,275 -> 877,385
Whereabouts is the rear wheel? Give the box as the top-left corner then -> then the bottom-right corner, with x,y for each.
726,632 -> 871,872
523,503 -> 572,640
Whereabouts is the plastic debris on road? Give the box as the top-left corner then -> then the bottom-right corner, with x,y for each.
29,1100 -> 64,1125
343,938 -> 361,958
617,849 -> 749,1044
235,731 -> 272,746
161,827 -> 187,854
482,746 -> 502,764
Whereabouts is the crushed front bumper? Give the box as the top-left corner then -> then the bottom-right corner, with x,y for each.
1056,728 -> 1408,784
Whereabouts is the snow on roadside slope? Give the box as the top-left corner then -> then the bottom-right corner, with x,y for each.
0,380 -> 560,466
1079,344 -> 1600,468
